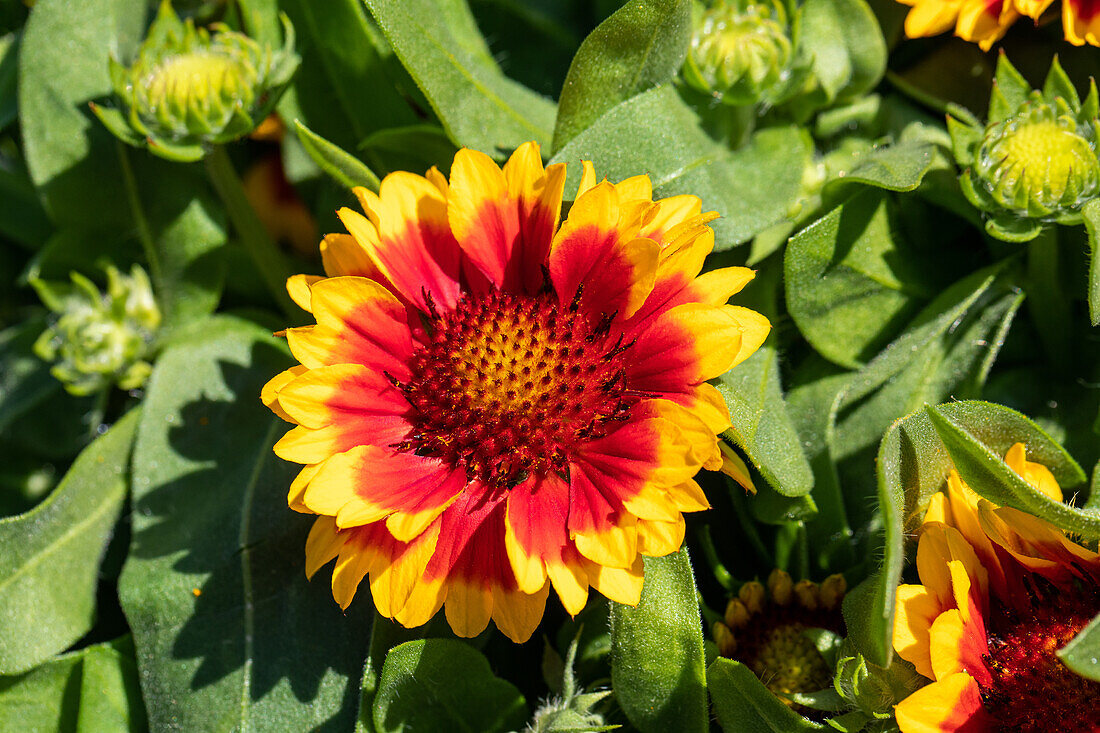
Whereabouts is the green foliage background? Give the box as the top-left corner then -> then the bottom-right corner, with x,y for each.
1,0 -> 1099,730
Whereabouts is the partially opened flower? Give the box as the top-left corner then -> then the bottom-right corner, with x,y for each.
262,142 -> 770,642
713,569 -> 847,707
892,444 -> 1100,731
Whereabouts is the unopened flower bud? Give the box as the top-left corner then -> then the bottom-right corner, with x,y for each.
33,265 -> 160,396
683,0 -> 792,105
972,95 -> 1100,218
94,0 -> 299,161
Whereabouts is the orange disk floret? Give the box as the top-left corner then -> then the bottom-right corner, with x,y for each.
262,142 -> 770,642
892,444 -> 1100,732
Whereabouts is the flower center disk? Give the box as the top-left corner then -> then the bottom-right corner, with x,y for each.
399,290 -> 635,488
982,582 -> 1100,732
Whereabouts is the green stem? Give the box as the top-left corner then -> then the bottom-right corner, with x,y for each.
695,524 -> 734,592
1026,227 -> 1071,370
356,611 -> 424,733
116,142 -> 164,289
204,145 -> 298,318
87,387 -> 110,439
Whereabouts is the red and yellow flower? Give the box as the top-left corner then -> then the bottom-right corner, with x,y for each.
892,444 -> 1100,732
261,142 -> 769,642
895,0 -> 1099,48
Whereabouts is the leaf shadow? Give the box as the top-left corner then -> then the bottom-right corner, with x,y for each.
128,343 -> 369,730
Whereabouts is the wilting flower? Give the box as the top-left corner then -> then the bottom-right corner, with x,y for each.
892,444 -> 1100,732
894,0 -> 1100,48
713,569 -> 847,705
92,0 -> 299,161
950,56 -> 1100,241
262,142 -> 770,642
32,265 -> 161,396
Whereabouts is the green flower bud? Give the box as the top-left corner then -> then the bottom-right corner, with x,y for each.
833,651 -> 922,720
683,0 -> 793,105
93,0 -> 299,162
32,265 -> 161,396
972,96 -> 1099,218
951,55 -> 1100,242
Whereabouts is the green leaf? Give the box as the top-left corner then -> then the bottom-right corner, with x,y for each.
0,637 -> 147,731
0,409 -> 139,674
715,345 -> 814,498
553,87 -> 812,249
830,265 -> 1021,463
926,403 -> 1095,535
119,316 -> 370,731
295,120 -> 381,191
18,0 -> 146,229
373,639 -> 527,733
279,0 -> 420,154
799,0 -> 885,104
610,547 -> 707,733
359,124 -> 459,177
824,140 -> 947,194
0,31 -> 19,132
364,0 -> 555,156
1058,611 -> 1100,682
707,658 -> 824,732
552,0 -> 691,152
785,190 -> 942,369
1082,198 -> 1100,326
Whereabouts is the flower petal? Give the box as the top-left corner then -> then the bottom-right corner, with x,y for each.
338,172 -> 462,312
293,276 -> 415,376
549,182 -> 659,319
894,583 -> 943,680
894,672 -> 991,733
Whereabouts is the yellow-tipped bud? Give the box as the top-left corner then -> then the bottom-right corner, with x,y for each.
768,568 -> 793,606
725,598 -> 751,628
739,580 -> 766,613
820,573 -> 847,610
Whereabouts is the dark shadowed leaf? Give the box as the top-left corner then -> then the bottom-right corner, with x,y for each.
120,316 -> 370,731
0,637 -> 147,731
